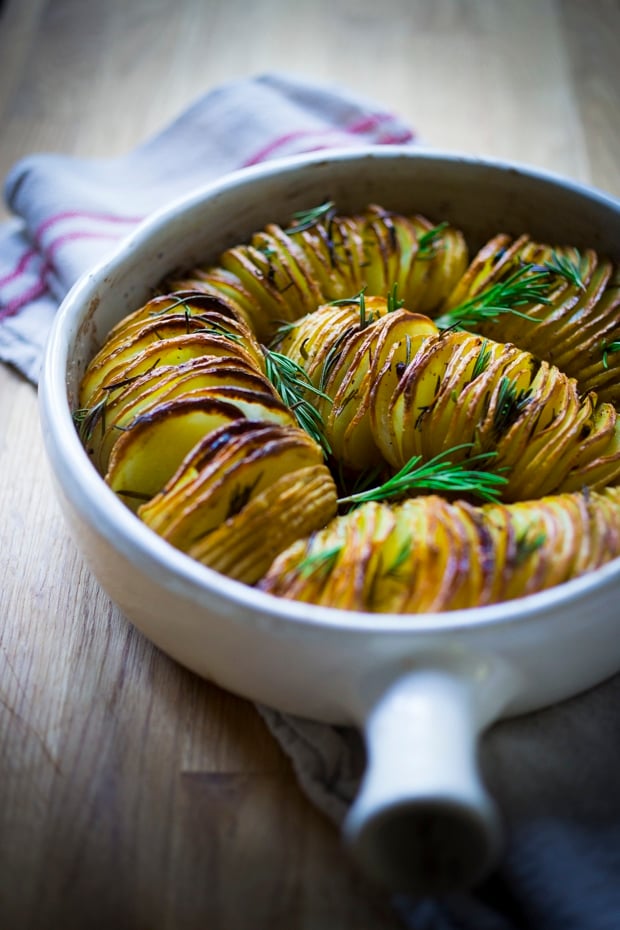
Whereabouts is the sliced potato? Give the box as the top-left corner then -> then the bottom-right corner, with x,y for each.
260,488 -> 620,612
140,422 -> 325,549
187,465 -> 337,584
105,397 -> 244,509
88,356 -> 275,473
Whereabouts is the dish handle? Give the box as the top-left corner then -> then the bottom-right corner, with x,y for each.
343,660 -> 517,893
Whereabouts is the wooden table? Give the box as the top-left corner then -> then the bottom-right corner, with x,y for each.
1,1 -> 618,927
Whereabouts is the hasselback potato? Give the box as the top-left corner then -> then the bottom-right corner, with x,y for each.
260,488 -> 620,612
75,202 -> 620,612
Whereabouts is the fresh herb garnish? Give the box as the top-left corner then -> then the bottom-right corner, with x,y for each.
492,376 -> 532,439
602,340 -> 620,369
337,444 -> 508,506
263,348 -> 332,455
544,249 -> 585,290
73,397 -> 108,442
358,290 -> 372,328
387,282 -> 405,313
514,529 -> 546,565
417,221 -> 449,259
149,294 -> 245,341
298,544 -> 343,577
471,339 -> 492,380
434,263 -> 552,331
329,288 -> 375,329
285,200 -> 335,234
385,536 -> 412,576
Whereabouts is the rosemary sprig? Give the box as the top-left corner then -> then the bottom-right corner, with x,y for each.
514,528 -> 546,565
298,544 -> 343,577
544,249 -> 585,290
492,376 -> 532,439
329,287 -> 376,329
198,319 -> 244,342
602,340 -> 620,369
417,221 -> 449,259
387,282 -> 405,313
285,200 -> 335,234
434,263 -> 552,331
385,536 -> 413,577
73,397 -> 107,443
337,444 -> 508,506
149,295 -> 244,341
471,339 -> 492,380
262,348 -> 332,455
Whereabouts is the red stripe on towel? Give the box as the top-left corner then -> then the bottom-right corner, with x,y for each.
242,113 -> 414,166
34,209 -> 143,244
0,277 -> 49,321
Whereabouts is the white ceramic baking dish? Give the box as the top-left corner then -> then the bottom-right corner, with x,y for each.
39,147 -> 620,894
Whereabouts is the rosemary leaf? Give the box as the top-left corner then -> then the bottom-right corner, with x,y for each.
417,221 -> 449,259
262,348 -> 331,455
602,339 -> 620,370
338,444 -> 508,506
514,529 -> 546,565
387,282 -> 405,313
385,536 -> 412,576
284,200 -> 335,234
492,376 -> 532,439
73,397 -> 107,442
471,339 -> 492,380
435,263 -> 552,331
544,249 -> 585,290
298,544 -> 343,577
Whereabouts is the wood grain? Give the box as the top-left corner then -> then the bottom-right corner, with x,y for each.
0,0 -> 619,927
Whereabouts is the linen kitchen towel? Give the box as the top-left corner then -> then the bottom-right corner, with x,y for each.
0,71 -> 414,382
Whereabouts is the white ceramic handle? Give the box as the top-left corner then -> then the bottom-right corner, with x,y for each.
343,667 -> 503,894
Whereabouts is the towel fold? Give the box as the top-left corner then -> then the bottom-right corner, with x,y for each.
0,71 -> 414,380
2,70 -> 619,930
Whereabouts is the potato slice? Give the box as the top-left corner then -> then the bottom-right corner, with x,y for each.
330,308 -> 437,469
89,356 -> 275,473
142,423 -> 325,550
79,330 -> 263,410
105,397 -> 244,509
401,215 -> 469,314
220,238 -> 311,329
359,205 -> 409,299
254,224 -> 324,313
105,290 -> 258,348
275,303 -> 362,387
166,268 -> 265,339
80,315 -> 231,407
187,465 -> 337,584
292,213 -> 367,301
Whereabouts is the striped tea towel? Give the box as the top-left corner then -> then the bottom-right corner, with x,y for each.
0,71 -> 414,382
